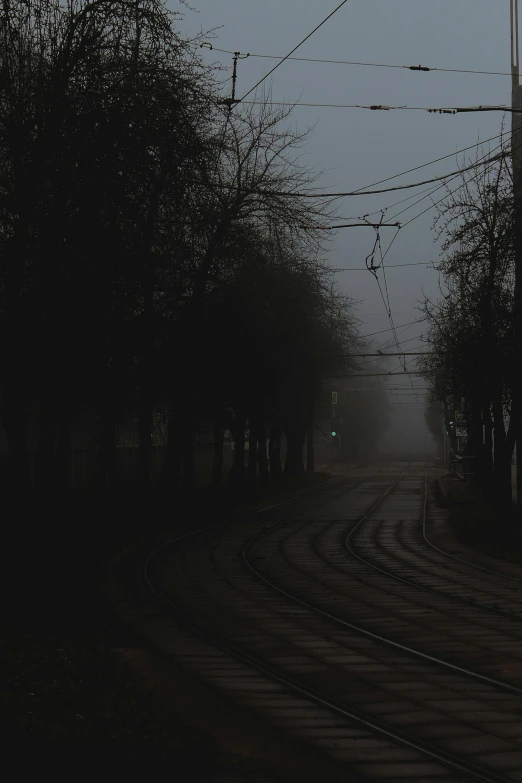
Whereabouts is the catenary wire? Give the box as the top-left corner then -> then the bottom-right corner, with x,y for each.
252,149 -> 506,198
386,136 -> 510,225
360,319 -> 426,338
241,101 -> 517,114
334,261 -> 434,270
237,0 -> 351,105
398,143 -> 507,229
359,140 -> 507,376
338,139 -> 507,227
207,47 -> 512,78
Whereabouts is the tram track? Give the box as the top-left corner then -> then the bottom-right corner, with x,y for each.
268,478 -> 522,682
344,474 -> 522,622
143,464 -> 522,782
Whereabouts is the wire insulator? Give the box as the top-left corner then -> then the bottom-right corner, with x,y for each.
409,65 -> 431,72
218,98 -> 241,107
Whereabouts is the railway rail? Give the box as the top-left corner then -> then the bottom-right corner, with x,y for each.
139,463 -> 522,783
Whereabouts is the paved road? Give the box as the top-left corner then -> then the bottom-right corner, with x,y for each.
121,463 -> 522,782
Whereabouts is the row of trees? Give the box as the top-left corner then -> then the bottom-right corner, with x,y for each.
420,133 -> 517,507
0,0 -> 378,494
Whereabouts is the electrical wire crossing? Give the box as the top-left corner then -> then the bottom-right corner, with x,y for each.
255,151 -> 507,198
360,320 -> 426,338
332,132 -> 504,196
236,0 -> 351,106
334,261 -> 434,270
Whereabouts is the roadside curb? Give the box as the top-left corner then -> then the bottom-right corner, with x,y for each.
437,475 -> 475,505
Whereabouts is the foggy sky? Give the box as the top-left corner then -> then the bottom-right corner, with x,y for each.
173,1 -> 511,451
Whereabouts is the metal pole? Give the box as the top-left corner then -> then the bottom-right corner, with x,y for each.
512,1 -> 522,503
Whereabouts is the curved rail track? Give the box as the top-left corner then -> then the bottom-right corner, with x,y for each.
142,463 -> 522,783
343,473 -> 522,621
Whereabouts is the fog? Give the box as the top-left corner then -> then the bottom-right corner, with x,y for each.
178,0 -> 510,455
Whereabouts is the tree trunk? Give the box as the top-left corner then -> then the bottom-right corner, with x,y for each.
467,397 -> 481,483
137,172 -> 162,488
306,400 -> 315,474
283,424 -> 297,477
35,398 -> 57,491
138,385 -> 153,489
228,412 -> 246,485
181,415 -> 194,490
55,418 -> 72,491
269,425 -> 283,480
1,384 -> 29,493
482,406 -> 494,492
213,415 -> 224,486
492,391 -> 511,509
296,425 -> 306,474
247,420 -> 257,483
94,404 -> 117,491
160,413 -> 182,489
284,421 -> 305,477
494,452 -> 512,511
257,414 -> 269,482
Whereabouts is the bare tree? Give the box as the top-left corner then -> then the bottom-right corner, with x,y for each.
420,133 -> 515,506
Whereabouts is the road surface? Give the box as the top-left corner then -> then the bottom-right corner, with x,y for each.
116,462 -> 522,783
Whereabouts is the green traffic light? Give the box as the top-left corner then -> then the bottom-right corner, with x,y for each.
331,430 -> 337,437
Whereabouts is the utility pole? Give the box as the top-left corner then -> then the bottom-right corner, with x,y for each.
511,1 -> 522,503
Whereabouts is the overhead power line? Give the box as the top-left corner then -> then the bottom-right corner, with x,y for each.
208,47 -> 512,78
334,261 -> 434,269
330,133 -> 510,235
397,137 -> 509,230
249,131 -> 502,212
333,132 -> 502,195
360,319 -> 426,338
242,101 -> 520,115
325,132 -> 504,215
237,0 -> 350,105
256,151 -> 506,198
356,334 -> 426,369
376,333 -> 426,352
334,178 -> 462,225
381,132 -> 514,233
304,221 -> 401,230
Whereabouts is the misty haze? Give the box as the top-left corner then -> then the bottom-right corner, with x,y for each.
2,2 -> 522,780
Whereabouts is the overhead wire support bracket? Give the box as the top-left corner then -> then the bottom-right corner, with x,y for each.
302,221 -> 401,230
427,105 -> 522,114
201,43 -> 249,111
362,211 -> 399,277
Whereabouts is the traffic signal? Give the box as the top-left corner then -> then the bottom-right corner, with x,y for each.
331,428 -> 337,437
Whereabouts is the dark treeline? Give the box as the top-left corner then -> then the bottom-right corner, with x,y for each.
0,0 -> 382,496
420,134 -> 517,508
